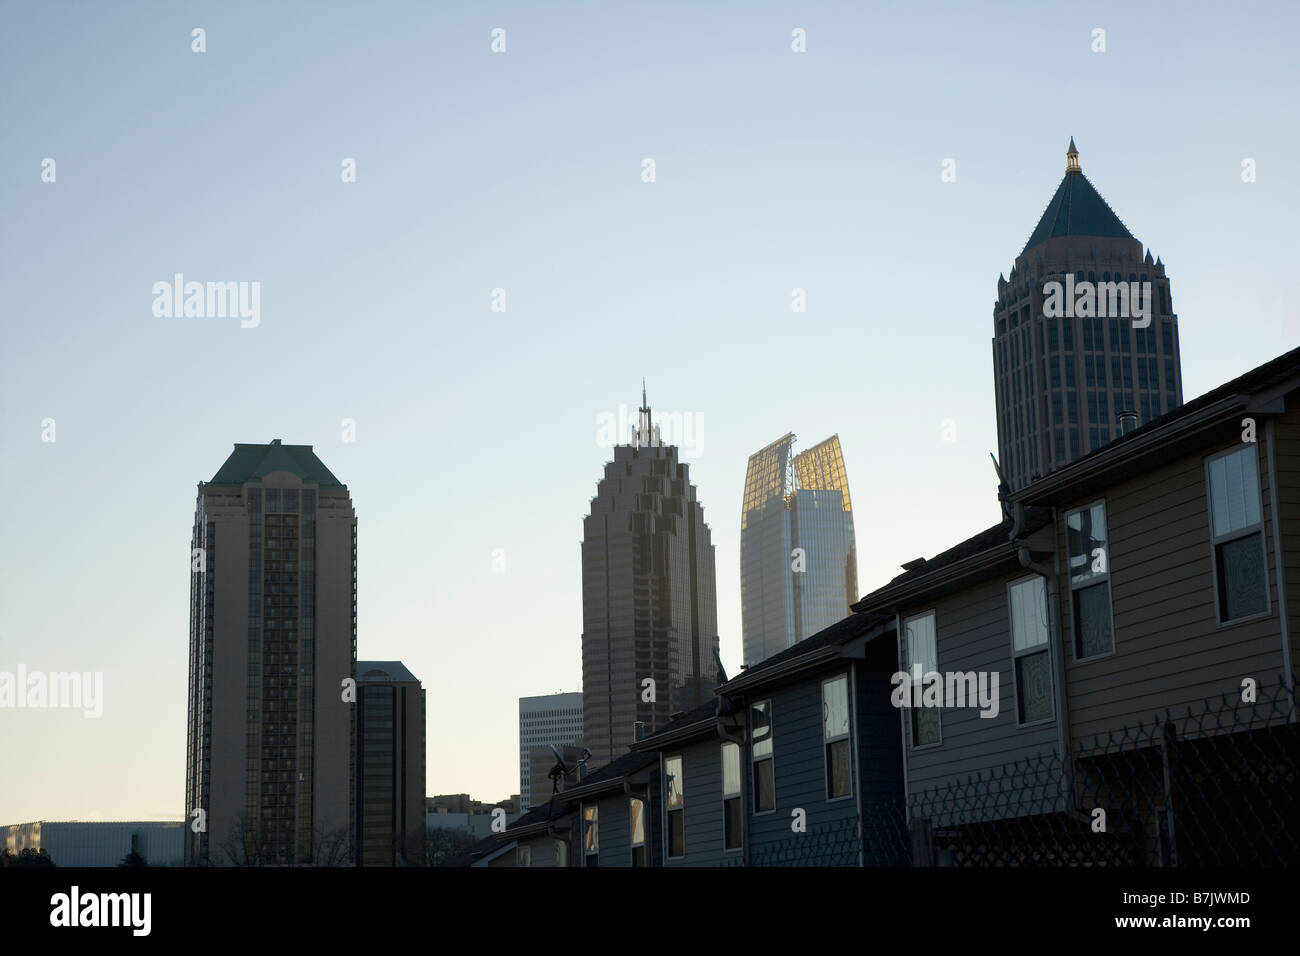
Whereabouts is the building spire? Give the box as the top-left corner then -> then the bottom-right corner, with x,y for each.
1066,136 -> 1080,173
632,379 -> 661,448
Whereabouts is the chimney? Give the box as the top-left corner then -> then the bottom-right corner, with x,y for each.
634,721 -> 645,741
1117,410 -> 1138,436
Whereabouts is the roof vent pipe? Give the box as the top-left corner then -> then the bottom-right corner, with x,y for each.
1118,410 -> 1138,436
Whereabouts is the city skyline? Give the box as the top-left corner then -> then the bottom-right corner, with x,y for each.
2,1 -> 1296,825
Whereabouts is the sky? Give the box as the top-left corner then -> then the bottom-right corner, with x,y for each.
1,0 -> 1296,823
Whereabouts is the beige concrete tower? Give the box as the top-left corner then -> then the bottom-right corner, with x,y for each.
185,440 -> 357,865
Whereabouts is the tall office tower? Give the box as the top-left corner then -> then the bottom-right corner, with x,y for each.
355,661 -> 426,867
185,440 -> 357,866
581,388 -> 720,768
518,692 -> 583,811
993,140 -> 1184,492
740,433 -> 858,668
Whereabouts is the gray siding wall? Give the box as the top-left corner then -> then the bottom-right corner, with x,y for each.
855,637 -> 908,863
1059,426 -> 1288,744
1274,395 -> 1300,673
519,833 -> 561,867
586,792 -> 631,867
663,737 -> 738,867
747,669 -> 858,864
898,575 -> 1061,820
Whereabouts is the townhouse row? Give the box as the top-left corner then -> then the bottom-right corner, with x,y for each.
467,344 -> 1300,867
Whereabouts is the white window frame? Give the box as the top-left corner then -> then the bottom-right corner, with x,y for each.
1205,445 -> 1271,626
1007,574 -> 1055,727
664,754 -> 685,860
582,803 -> 598,867
629,796 -> 647,867
750,699 -> 775,815
904,610 -> 941,748
822,672 -> 853,801
1065,499 -> 1116,662
721,742 -> 742,853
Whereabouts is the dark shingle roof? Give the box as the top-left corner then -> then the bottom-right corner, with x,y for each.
850,506 -> 1053,612
1022,170 -> 1134,254
208,440 -> 344,487
1018,344 -> 1300,487
632,699 -> 724,749
733,608 -> 894,685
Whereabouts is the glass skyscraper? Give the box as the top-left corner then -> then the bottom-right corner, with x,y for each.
741,433 -> 858,668
581,389 -> 719,768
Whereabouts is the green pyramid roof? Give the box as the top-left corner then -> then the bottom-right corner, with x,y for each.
209,440 -> 344,487
1022,170 -> 1134,255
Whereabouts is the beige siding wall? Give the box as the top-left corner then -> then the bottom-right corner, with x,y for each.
899,574 -> 1061,806
1059,425 -> 1287,744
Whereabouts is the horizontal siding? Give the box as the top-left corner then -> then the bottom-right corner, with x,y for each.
855,641 -> 908,865
1062,429 -> 1287,744
519,833 -> 560,867
664,738 -> 738,866
1275,396 -> 1300,673
899,575 -> 1060,813
748,669 -> 859,863
591,792 -> 630,867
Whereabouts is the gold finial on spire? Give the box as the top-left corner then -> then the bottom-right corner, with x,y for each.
1066,137 -> 1080,173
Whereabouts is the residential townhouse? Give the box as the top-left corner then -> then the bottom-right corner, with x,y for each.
466,750 -> 659,867
460,345 -> 1300,868
852,343 -> 1300,866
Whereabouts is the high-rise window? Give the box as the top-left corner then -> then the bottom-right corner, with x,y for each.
1207,447 -> 1268,622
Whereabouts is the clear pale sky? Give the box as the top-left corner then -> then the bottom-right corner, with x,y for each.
1,1 -> 1296,823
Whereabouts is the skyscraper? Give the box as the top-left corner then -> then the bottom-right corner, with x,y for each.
185,440 -> 357,866
355,661 -> 425,867
518,692 -> 583,811
741,433 -> 858,667
581,388 -> 719,768
993,140 -> 1184,492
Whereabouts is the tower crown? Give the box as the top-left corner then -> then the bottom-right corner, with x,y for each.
1021,140 -> 1133,255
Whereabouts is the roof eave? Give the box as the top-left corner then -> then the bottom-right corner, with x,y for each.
853,542 -> 1018,614
629,719 -> 719,752
716,646 -> 843,696
1012,396 -> 1245,507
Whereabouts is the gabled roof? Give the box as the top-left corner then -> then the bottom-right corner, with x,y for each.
1022,170 -> 1134,255
850,506 -> 1053,613
720,608 -> 895,696
631,699 -> 724,751
208,440 -> 344,487
556,749 -> 657,798
1015,344 -> 1300,505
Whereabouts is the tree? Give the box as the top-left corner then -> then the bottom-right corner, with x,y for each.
2,847 -> 57,867
119,849 -> 149,867
425,827 -> 478,867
